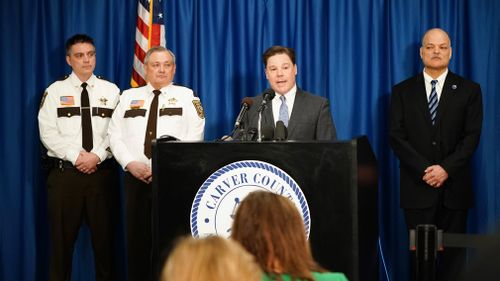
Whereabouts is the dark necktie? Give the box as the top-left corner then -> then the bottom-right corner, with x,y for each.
81,82 -> 93,151
429,80 -> 438,125
144,90 -> 161,159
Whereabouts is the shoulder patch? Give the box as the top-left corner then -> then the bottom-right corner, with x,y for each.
192,100 -> 205,119
39,92 -> 48,109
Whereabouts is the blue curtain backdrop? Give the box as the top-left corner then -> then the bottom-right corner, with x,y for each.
1,0 -> 499,280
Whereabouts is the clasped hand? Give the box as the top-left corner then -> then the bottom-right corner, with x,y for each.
75,151 -> 100,174
422,165 -> 448,188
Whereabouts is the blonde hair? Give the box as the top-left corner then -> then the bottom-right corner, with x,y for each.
161,235 -> 262,281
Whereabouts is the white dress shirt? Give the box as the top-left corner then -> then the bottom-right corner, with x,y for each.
271,84 -> 297,125
423,68 -> 448,102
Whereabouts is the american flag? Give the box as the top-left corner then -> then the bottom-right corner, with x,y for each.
130,99 -> 145,108
60,96 -> 75,106
131,0 -> 166,87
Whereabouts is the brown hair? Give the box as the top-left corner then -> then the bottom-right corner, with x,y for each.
231,191 -> 323,281
161,236 -> 261,281
262,46 -> 296,68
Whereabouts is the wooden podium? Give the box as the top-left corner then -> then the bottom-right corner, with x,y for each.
151,137 -> 378,281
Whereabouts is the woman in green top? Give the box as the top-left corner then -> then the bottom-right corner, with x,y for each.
231,191 -> 349,281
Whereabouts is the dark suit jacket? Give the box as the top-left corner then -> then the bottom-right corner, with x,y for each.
389,71 -> 483,209
242,88 -> 336,141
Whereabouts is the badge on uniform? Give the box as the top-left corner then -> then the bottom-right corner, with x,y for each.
99,97 -> 108,106
192,100 -> 205,119
130,100 -> 144,109
168,98 -> 178,105
60,96 -> 75,106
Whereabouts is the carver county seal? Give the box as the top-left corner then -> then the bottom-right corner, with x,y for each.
191,160 -> 310,238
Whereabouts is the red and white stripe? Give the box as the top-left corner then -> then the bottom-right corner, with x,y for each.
131,0 -> 166,87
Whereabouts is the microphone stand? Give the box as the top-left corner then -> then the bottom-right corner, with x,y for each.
257,111 -> 263,141
257,91 -> 275,141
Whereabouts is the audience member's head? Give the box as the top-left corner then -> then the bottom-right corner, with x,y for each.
161,235 -> 262,281
231,191 -> 323,280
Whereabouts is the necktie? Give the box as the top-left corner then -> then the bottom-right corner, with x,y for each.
279,95 -> 289,127
144,90 -> 161,159
81,82 -> 93,151
429,80 -> 438,125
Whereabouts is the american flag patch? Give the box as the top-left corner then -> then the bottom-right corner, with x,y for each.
60,96 -> 75,106
130,100 -> 145,109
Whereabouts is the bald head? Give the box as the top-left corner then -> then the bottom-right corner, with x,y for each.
420,28 -> 452,77
421,28 -> 451,47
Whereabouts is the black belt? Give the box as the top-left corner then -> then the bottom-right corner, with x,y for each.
50,157 -> 115,171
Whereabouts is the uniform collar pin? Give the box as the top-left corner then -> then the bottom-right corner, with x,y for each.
451,84 -> 457,90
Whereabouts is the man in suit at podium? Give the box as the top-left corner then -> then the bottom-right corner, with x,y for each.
241,46 -> 336,141
389,28 -> 483,281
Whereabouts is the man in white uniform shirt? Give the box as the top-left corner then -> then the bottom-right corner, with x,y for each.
108,46 -> 205,281
38,34 -> 120,281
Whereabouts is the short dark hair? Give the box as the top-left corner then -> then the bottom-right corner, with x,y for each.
65,34 -> 95,55
262,46 -> 296,68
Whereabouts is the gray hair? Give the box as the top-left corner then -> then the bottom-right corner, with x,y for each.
144,46 -> 176,65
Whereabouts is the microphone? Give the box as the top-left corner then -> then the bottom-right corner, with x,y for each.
234,97 -> 253,129
241,127 -> 257,141
273,121 -> 288,141
257,88 -> 275,113
158,135 -> 180,141
260,125 -> 274,141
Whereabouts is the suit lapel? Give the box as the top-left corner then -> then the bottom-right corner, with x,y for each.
413,74 -> 432,125
287,89 -> 305,137
434,72 -> 458,127
263,102 -> 275,128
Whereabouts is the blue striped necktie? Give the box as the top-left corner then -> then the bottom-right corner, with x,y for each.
279,95 -> 289,127
429,80 -> 438,125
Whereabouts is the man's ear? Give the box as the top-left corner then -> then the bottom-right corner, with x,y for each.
66,55 -> 71,67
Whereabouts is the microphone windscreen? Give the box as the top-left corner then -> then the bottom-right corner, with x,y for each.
262,88 -> 276,101
242,97 -> 253,106
159,135 -> 180,141
274,121 -> 287,141
261,125 -> 274,141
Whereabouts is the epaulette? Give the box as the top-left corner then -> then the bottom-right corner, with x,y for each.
57,75 -> 70,81
96,75 -> 113,83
